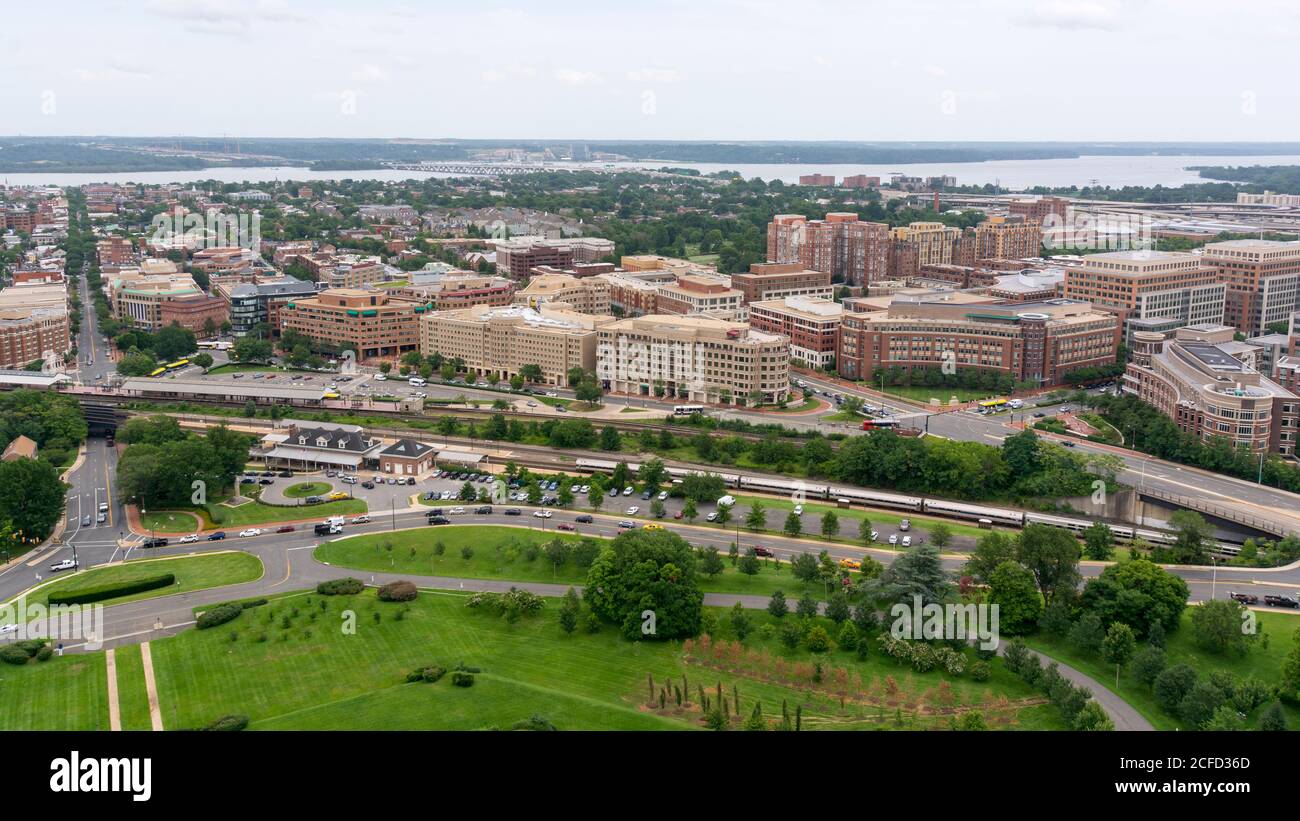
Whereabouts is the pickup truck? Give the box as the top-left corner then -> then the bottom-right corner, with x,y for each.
1264,594 -> 1299,608
1229,592 -> 1259,605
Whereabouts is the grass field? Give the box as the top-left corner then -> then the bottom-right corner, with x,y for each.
144,587 -> 1063,731
766,397 -> 821,413
314,525 -> 836,599
139,510 -> 203,534
284,481 -> 331,498
0,653 -> 108,730
22,552 -> 263,609
1024,609 -> 1300,730
209,497 -> 366,527
112,643 -> 153,731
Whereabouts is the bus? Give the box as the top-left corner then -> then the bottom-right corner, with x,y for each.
860,419 -> 900,431
148,367 -> 167,378
165,359 -> 190,371
978,399 -> 1007,411
673,404 -> 706,416
322,391 -> 341,400
196,340 -> 233,351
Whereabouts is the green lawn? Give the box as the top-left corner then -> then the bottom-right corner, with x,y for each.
112,643 -> 153,731
205,363 -> 282,375
140,587 -> 1062,731
139,510 -> 204,534
284,481 -> 331,499
23,552 -> 264,609
726,494 -> 989,541
822,410 -> 866,423
209,497 -> 366,527
767,397 -> 821,413
619,406 -> 648,414
0,653 -> 108,730
1023,609 -> 1300,730
314,525 -> 833,599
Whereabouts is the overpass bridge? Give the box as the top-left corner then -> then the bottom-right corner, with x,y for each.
380,162 -> 546,176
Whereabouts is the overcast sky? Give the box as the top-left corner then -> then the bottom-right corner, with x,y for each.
3,0 -> 1297,141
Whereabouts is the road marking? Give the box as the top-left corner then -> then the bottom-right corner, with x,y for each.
105,648 -> 121,731
139,641 -> 164,731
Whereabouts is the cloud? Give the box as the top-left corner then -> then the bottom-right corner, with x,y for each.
922,64 -> 947,77
1019,1 -> 1120,31
146,0 -> 308,35
72,64 -> 156,83
627,68 -> 685,84
554,68 -> 603,87
351,64 -> 388,83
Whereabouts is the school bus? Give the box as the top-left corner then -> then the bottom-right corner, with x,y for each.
149,367 -> 167,377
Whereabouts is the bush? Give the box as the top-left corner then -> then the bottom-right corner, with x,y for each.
196,603 -> 243,630
316,577 -> 365,595
970,660 -> 991,682
0,646 -> 31,665
35,645 -> 53,662
202,714 -> 249,731
451,671 -> 475,687
47,573 -> 175,606
377,580 -> 418,602
421,666 -> 447,683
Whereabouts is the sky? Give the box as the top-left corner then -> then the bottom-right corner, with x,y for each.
2,0 -> 1298,142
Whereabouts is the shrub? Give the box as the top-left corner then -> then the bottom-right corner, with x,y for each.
196,603 -> 243,629
970,660 -> 991,682
35,645 -> 53,662
316,577 -> 364,596
377,580 -> 418,602
451,671 -> 475,687
421,666 -> 447,683
1153,664 -> 1198,714
0,646 -> 30,665
47,573 -> 175,606
202,714 -> 249,731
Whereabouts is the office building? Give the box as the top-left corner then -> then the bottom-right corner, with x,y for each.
279,289 -> 422,360
1062,250 -> 1226,342
731,262 -> 834,304
1200,239 -> 1300,338
766,213 -> 889,286
748,296 -> 842,369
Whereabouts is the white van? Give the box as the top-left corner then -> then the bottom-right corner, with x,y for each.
1008,399 -> 1023,409
408,376 -> 426,387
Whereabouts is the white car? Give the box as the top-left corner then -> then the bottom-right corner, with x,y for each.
706,512 -> 718,522
0,623 -> 18,636
870,530 -> 879,541
794,504 -> 804,516
544,391 -> 558,398
902,536 -> 912,547
622,486 -> 634,496
888,534 -> 899,545
178,534 -> 199,544
50,558 -> 78,572
533,510 -> 552,518
351,515 -> 371,524
374,373 -> 386,381
657,491 -> 669,501
239,528 -> 262,538
449,507 -> 466,515
626,506 -> 640,515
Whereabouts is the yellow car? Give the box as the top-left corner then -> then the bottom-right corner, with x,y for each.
838,558 -> 861,571
328,491 -> 349,501
642,523 -> 665,532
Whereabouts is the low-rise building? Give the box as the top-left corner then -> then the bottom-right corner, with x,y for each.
730,262 -> 834,304
747,296 -> 842,369
279,289 -> 422,360
379,438 -> 435,477
513,272 -> 611,314
420,304 -> 612,385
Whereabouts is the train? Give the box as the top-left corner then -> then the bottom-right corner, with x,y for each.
571,458 -> 1235,553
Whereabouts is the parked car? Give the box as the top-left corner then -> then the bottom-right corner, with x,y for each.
641,490 -> 652,500
626,506 -> 640,515
361,481 -> 376,489
901,535 -> 912,547
622,486 -> 634,496
889,534 -> 899,545
207,532 -> 226,541
657,491 -> 669,501
706,512 -> 718,522
50,558 -> 78,572
899,518 -> 911,531
793,504 -> 803,516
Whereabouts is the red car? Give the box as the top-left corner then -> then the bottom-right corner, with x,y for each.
556,523 -> 575,531
277,525 -> 295,533
753,546 -> 773,557
673,511 -> 683,519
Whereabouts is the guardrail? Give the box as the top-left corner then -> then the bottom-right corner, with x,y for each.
1138,484 -> 1292,537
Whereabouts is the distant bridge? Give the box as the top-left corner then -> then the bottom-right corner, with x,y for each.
380,162 -> 548,176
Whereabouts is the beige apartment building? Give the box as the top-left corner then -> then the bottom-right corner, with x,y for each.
731,262 -> 834,304
1126,324 -> 1300,455
766,213 -> 889,286
596,314 -> 790,405
1199,239 -> 1300,338
1062,250 -> 1226,342
420,304 -> 612,386
278,289 -> 421,360
889,222 -> 961,268
513,273 -> 612,314
974,216 -> 1043,261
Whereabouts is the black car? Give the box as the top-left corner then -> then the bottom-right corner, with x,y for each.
259,478 -> 274,485
427,508 -> 444,517
361,481 -> 375,489
1229,592 -> 1259,605
504,508 -> 522,516
1265,594 -> 1299,608
278,470 -> 294,478
427,516 -> 450,526
142,537 -> 169,548
575,514 -> 593,523
206,531 -> 226,541
475,506 -> 492,514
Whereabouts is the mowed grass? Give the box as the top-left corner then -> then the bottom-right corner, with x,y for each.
0,653 -> 108,730
284,482 -> 331,498
210,497 -> 366,527
112,644 -> 153,731
315,525 -> 844,599
24,552 -> 264,609
139,510 -> 203,534
1024,609 -> 1300,730
147,588 -> 1062,731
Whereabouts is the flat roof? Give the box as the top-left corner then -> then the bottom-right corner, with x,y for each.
120,378 -> 326,400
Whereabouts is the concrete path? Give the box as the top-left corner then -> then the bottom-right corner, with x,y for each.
139,641 -> 164,731
1020,646 -> 1153,731
105,648 -> 121,731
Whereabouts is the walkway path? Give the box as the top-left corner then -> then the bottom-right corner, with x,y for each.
105,648 -> 121,731
139,641 -> 164,731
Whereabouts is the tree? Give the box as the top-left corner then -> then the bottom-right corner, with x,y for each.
520,364 -> 543,383
790,551 -> 819,583
767,590 -> 788,618
1016,523 -> 1080,606
738,547 -> 761,576
584,530 -> 703,640
1153,664 -> 1198,713
232,336 -> 272,363
729,602 -> 752,641
1131,645 -> 1167,687
1178,680 -> 1226,728
1260,701 -> 1288,731
574,377 -> 603,405
825,592 -> 851,623
0,459 -> 67,543
716,502 -> 733,528
963,531 -> 1017,585
863,543 -> 951,606
796,592 -> 819,619
1080,558 -> 1189,638
1001,428 -> 1041,476
1072,701 -> 1114,731
988,560 -> 1042,634
559,587 -> 581,634
745,502 -> 766,532
699,546 -> 725,578
682,499 -> 698,523
820,511 -> 839,540
1101,622 -> 1137,687
928,522 -> 952,550
1191,599 -> 1253,655
1083,521 -> 1114,560
783,511 -> 802,538
1169,509 -> 1212,565
599,425 -> 621,451
191,352 -> 214,371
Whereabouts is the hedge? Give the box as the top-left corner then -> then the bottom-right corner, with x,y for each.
378,580 -> 418,602
202,714 -> 249,731
196,603 -> 243,629
317,578 -> 364,596
451,671 -> 475,687
47,573 -> 175,606
0,646 -> 30,665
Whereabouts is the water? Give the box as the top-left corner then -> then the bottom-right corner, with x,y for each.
3,154 -> 1299,190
